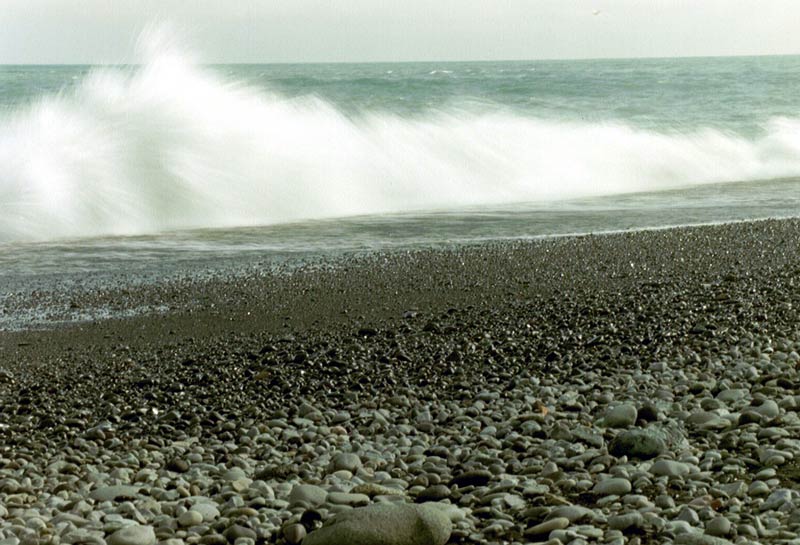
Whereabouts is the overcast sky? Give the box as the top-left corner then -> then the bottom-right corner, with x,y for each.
2,0 -> 799,64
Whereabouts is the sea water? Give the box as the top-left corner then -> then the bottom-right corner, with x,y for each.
3,36 -> 800,280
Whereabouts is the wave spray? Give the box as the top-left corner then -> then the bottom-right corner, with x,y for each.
3,29 -> 800,242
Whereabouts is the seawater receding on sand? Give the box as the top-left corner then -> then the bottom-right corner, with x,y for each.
1,175 -> 800,280
2,216 -> 800,332
0,301 -> 171,332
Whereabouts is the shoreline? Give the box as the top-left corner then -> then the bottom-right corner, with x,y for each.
3,217 -> 800,543
2,216 -> 800,344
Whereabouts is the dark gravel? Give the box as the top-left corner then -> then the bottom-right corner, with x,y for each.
2,217 -> 800,544
0,219 -> 797,435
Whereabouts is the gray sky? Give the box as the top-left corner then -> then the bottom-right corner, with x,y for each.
2,0 -> 799,64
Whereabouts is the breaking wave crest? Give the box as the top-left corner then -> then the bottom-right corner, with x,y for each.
3,35 -> 800,242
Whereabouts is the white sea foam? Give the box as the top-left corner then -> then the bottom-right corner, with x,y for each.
3,37 -> 800,242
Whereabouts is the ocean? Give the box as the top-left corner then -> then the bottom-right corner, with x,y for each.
2,50 -> 800,283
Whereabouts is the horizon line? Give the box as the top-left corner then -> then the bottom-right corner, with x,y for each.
2,51 -> 799,67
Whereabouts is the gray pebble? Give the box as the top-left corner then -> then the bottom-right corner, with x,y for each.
289,484 -> 328,507
330,452 -> 362,473
282,524 -> 306,545
593,478 -> 631,496
107,526 -> 156,545
608,513 -> 644,531
604,404 -> 638,428
650,460 -> 691,477
524,517 -> 570,537
89,486 -> 141,503
705,516 -> 731,537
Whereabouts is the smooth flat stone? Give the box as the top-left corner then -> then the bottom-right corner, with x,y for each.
650,460 -> 691,477
330,452 -> 362,473
603,404 -> 638,428
608,513 -> 644,531
524,517 -> 569,536
107,526 -> 156,545
189,503 -> 220,522
289,484 -> 328,507
326,492 -> 370,507
303,503 -> 451,545
89,486 -> 141,502
548,505 -> 598,523
593,478 -> 631,496
674,534 -> 734,545
177,511 -> 203,527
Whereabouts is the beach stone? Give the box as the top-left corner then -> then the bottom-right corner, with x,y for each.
572,427 -> 604,448
61,530 -> 105,545
608,513 -> 645,531
89,486 -> 141,502
327,492 -> 370,507
716,389 -> 748,404
608,429 -> 667,459
686,411 -> 719,426
429,503 -> 466,524
52,513 -> 90,527
190,503 -> 220,522
650,460 -> 691,478
761,489 -> 794,511
524,517 -> 569,537
755,400 -> 780,419
198,534 -> 226,545
166,459 -> 190,473
222,526 -> 257,542
667,520 -> 700,535
549,505 -> 597,523
749,481 -> 770,496
738,410 -> 762,425
177,510 -> 203,527
677,507 -> 700,525
222,468 -> 247,481
282,524 -> 306,545
289,484 -> 328,506
655,495 -> 676,509
706,516 -> 732,537
593,478 -> 631,496
416,484 -> 450,502
604,405 -> 638,428
674,534 -> 734,545
687,411 -> 731,430
718,481 -> 746,498
351,483 -> 405,498
504,494 -> 525,509
107,526 -> 156,545
737,524 -> 758,538
303,503 -> 451,545
330,453 -> 362,473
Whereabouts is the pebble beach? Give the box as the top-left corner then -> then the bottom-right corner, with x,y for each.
3,218 -> 800,545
